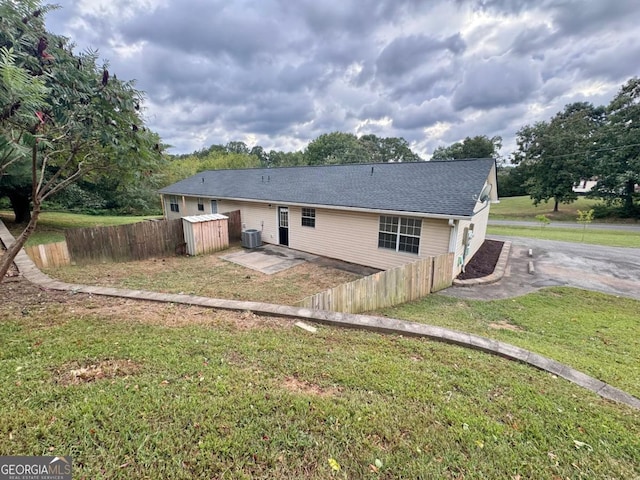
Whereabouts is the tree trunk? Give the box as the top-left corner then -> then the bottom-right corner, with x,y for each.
623,179 -> 635,217
0,202 -> 40,282
553,199 -> 559,212
8,189 -> 31,224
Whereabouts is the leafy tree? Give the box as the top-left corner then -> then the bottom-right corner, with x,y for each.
0,45 -> 47,177
0,0 -> 161,281
268,149 -> 305,167
576,209 -> 594,241
249,145 -> 269,166
359,134 -> 421,162
592,78 -> 640,217
304,132 -> 369,165
161,151 -> 259,186
225,141 -> 249,155
431,135 -> 502,160
496,163 -> 528,197
513,103 -> 604,212
304,132 -> 422,165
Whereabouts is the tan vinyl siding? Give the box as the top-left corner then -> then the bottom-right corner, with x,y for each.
165,196 -> 459,270
289,208 -> 450,270
219,201 -> 280,243
454,195 -> 491,275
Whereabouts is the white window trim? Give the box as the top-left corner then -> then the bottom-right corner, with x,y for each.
378,215 -> 421,254
169,195 -> 179,213
301,208 -> 316,228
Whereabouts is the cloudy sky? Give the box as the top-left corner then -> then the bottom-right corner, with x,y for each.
46,0 -> 640,158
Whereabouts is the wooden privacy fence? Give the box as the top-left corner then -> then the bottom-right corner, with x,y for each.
222,210 -> 241,241
24,241 -> 71,269
64,219 -> 184,265
297,253 -> 454,314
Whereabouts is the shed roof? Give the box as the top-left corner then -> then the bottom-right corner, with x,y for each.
182,214 -> 229,223
160,158 -> 496,218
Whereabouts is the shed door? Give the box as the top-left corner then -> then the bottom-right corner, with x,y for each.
278,207 -> 289,246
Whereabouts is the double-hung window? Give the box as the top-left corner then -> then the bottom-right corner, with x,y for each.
378,216 -> 421,254
197,198 -> 204,211
169,195 -> 180,213
301,208 -> 316,227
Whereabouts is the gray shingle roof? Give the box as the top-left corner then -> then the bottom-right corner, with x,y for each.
159,158 -> 496,217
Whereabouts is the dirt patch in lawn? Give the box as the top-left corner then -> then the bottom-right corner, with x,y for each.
282,376 -> 342,398
54,359 -> 142,385
1,278 -> 294,332
488,321 -> 524,332
457,240 -> 504,280
44,247 -> 361,306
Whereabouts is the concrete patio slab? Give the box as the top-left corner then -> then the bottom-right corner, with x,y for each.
220,244 -> 318,274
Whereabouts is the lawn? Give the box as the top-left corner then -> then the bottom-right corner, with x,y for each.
1,280 -> 639,479
380,287 -> 640,399
487,225 -> 640,248
490,196 -> 605,222
0,210 -> 161,246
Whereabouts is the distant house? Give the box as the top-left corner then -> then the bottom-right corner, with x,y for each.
573,179 -> 598,194
159,158 -> 498,276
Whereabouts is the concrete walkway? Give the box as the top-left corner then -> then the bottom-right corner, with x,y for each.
1,221 -> 638,410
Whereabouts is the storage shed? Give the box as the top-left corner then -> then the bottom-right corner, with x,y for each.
182,214 -> 229,256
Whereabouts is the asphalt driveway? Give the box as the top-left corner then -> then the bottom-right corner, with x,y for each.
442,236 -> 640,301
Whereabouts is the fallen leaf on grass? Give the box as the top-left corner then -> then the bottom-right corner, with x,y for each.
573,440 -> 593,452
328,458 -> 340,471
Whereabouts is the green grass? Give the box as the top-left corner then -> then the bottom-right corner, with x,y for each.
487,225 -> 640,247
492,196 -> 606,222
1,288 -> 639,479
0,210 -> 161,246
381,288 -> 640,399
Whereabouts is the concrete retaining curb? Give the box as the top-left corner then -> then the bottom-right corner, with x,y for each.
2,222 -> 638,410
453,241 -> 512,287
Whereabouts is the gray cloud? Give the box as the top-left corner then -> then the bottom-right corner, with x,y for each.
376,33 -> 466,79
453,57 -> 542,111
393,97 -> 459,130
46,0 -> 640,157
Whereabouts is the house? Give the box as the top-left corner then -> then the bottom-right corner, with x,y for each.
159,158 -> 498,276
573,178 -> 598,195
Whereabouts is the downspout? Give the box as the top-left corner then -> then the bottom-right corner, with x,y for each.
448,218 -> 459,279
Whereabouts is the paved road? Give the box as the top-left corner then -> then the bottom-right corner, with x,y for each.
443,236 -> 640,301
489,219 -> 640,232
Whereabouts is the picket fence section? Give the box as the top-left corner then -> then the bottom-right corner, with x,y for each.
297,253 -> 454,314
431,253 -> 456,292
24,241 -> 71,269
64,219 -> 184,265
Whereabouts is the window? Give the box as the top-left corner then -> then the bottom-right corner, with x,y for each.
197,198 -> 204,211
301,208 -> 316,227
378,216 -> 421,254
211,200 -> 218,214
169,195 -> 179,213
